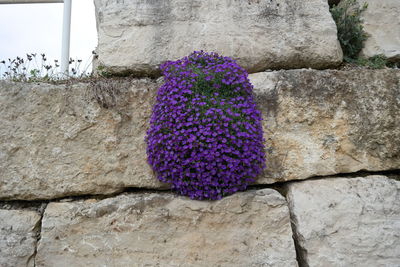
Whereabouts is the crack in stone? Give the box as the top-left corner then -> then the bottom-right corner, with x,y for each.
32,203 -> 46,267
285,191 -> 309,267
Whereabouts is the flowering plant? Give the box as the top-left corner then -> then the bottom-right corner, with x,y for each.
146,51 -> 265,200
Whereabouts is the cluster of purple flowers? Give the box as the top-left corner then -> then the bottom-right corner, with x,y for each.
146,51 -> 265,200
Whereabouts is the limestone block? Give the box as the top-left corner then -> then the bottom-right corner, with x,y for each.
286,175 -> 400,267
36,189 -> 297,266
0,209 -> 41,267
94,0 -> 342,75
357,0 -> 400,61
252,69 -> 400,184
0,79 -> 165,200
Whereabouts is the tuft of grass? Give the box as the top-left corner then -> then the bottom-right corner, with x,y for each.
355,54 -> 388,69
96,65 -> 112,78
86,78 -> 124,109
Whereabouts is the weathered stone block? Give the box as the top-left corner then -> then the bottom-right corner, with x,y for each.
36,189 -> 297,266
94,0 -> 342,75
252,69 -> 400,183
0,209 -> 41,267
357,0 -> 400,61
0,79 -> 165,200
286,175 -> 400,267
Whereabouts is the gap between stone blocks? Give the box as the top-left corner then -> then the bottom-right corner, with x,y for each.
0,169 -> 398,207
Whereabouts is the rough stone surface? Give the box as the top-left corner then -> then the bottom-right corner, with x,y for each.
286,175 -> 400,267
0,69 -> 399,200
94,0 -> 342,75
36,189 -> 297,266
0,79 -> 165,200
252,69 -> 400,184
0,209 -> 41,267
357,0 -> 400,61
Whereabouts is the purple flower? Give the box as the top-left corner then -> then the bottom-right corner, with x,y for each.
146,51 -> 265,200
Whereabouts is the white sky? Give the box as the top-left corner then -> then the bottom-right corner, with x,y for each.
0,0 -> 97,71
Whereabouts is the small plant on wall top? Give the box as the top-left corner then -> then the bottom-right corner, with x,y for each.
330,0 -> 368,62
0,53 -> 94,82
146,51 -> 265,200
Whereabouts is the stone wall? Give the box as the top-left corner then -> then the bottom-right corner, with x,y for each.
1,175 -> 398,266
0,69 -> 399,266
1,0 -> 400,266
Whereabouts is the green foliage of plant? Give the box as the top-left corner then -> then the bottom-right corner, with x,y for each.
330,0 -> 368,62
96,65 -> 114,78
355,54 -> 388,69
